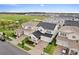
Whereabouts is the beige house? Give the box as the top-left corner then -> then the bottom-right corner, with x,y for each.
56,26 -> 79,55
15,28 -> 24,38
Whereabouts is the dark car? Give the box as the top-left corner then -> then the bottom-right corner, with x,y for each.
61,48 -> 69,55
0,36 -> 6,42
0,38 -> 5,41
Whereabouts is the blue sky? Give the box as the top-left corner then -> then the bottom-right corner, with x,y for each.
0,4 -> 79,12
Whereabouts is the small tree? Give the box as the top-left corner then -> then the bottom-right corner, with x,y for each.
21,40 -> 25,48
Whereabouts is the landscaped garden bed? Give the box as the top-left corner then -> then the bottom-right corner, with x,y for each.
23,37 -> 35,47
44,42 -> 57,54
18,42 -> 31,51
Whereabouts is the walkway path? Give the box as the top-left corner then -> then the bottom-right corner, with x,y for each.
28,40 -> 48,55
10,35 -> 27,45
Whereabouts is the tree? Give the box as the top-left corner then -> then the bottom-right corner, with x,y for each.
21,40 -> 25,48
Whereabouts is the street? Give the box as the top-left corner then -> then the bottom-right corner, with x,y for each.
0,41 -> 29,55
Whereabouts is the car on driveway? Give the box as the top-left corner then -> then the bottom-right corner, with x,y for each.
61,48 -> 69,55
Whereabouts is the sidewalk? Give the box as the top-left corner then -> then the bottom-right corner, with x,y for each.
10,35 -> 27,45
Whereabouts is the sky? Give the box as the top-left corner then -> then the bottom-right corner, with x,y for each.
0,4 -> 79,12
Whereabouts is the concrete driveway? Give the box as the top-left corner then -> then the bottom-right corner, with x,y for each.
53,45 -> 65,55
29,40 -> 48,55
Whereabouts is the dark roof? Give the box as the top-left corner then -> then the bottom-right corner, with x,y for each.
37,22 -> 56,30
32,31 -> 52,38
64,20 -> 79,27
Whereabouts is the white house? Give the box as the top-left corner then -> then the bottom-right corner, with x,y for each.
30,22 -> 60,43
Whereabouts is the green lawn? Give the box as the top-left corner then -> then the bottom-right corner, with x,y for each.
0,14 -> 46,38
23,37 -> 35,47
44,43 -> 57,54
0,28 -> 15,37
18,43 -> 31,51
0,14 -> 46,24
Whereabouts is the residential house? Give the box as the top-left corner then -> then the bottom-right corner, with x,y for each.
56,26 -> 79,55
30,22 -> 60,43
15,22 -> 39,38
15,28 -> 24,38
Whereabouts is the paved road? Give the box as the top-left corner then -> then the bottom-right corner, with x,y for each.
0,41 -> 29,55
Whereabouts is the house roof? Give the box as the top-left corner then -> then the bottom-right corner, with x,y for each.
37,22 -> 56,30
59,26 -> 79,40
64,20 -> 79,27
56,36 -> 79,51
59,26 -> 79,33
32,31 -> 52,38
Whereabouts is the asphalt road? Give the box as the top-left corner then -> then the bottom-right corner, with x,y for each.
0,41 -> 29,55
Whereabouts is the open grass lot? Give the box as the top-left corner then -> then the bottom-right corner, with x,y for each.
0,14 -> 46,38
0,14 -> 45,23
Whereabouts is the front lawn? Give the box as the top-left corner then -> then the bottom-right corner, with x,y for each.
23,37 -> 35,47
44,42 -> 57,54
18,43 -> 31,51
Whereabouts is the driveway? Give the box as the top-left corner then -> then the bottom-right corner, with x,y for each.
53,45 -> 65,55
0,41 -> 29,55
29,40 -> 48,55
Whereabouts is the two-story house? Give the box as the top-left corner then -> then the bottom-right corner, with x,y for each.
29,22 -> 60,43
56,20 -> 79,55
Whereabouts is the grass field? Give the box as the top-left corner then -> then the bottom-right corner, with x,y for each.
0,14 -> 46,38
0,14 -> 45,23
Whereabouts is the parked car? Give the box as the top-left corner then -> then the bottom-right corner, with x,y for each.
70,50 -> 78,55
0,35 -> 5,42
61,48 -> 69,55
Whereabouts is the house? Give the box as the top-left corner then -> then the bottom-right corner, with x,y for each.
15,22 -> 39,38
56,26 -> 79,55
15,28 -> 24,38
29,22 -> 60,43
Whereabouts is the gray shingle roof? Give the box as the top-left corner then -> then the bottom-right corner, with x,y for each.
64,20 -> 79,27
37,22 -> 56,30
33,31 -> 52,38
